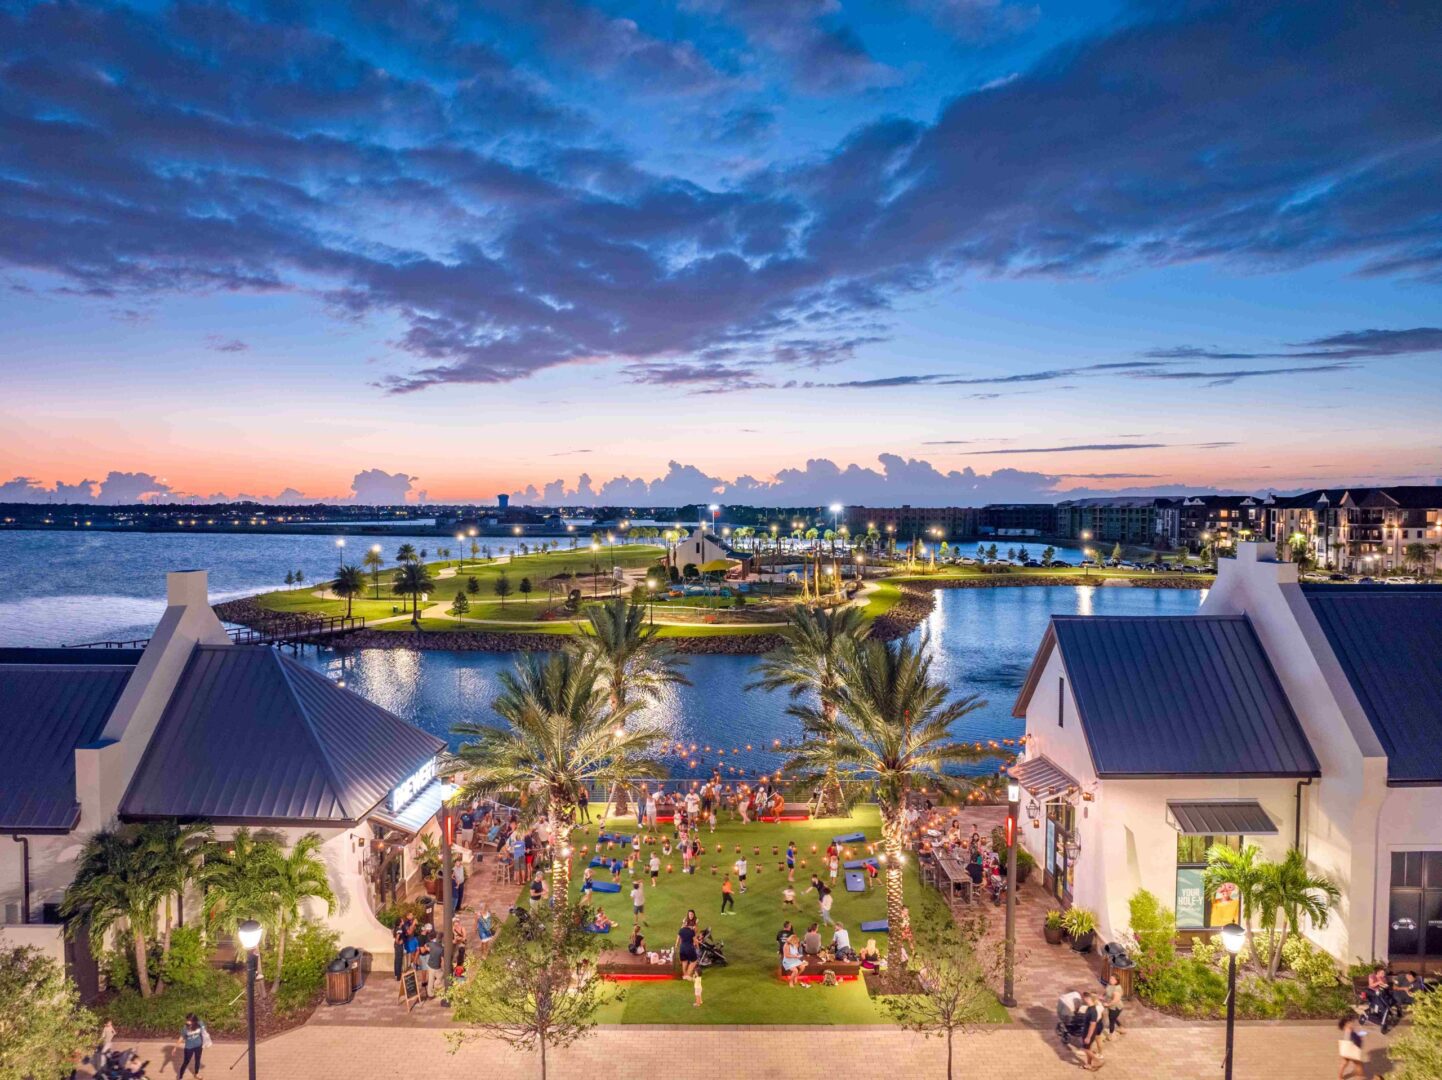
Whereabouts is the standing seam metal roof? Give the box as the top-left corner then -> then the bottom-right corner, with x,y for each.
119,645 -> 445,823
1047,616 -> 1320,778
1303,586 -> 1442,784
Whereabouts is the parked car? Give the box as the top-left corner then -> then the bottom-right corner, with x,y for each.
1024,559 -> 1043,568
1328,572 -> 1350,581
1047,560 -> 1072,568
1080,559 -> 1099,568
1386,576 -> 1418,585
1358,576 -> 1376,584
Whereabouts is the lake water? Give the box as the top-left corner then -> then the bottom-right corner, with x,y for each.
0,531 -> 1202,775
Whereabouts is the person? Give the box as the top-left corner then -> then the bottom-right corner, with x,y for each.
1363,965 -> 1396,1020
452,859 -> 466,911
1337,1014 -> 1366,1078
859,939 -> 881,971
802,923 -> 822,956
611,856 -> 624,883
578,786 -> 590,823
786,841 -> 797,882
1079,990 -> 1104,1071
628,923 -> 646,955
176,1013 -> 206,1078
393,923 -> 406,980
819,888 -> 834,926
459,807 -> 475,846
693,969 -> 704,1008
781,934 -> 807,988
97,1018 -> 116,1063
1102,973 -> 1124,1035
828,853 -> 839,886
782,884 -> 796,907
831,921 -> 851,957
776,920 -> 794,955
403,924 -> 421,969
649,850 -> 661,885
425,937 -> 444,999
529,870 -> 547,908
591,907 -> 612,932
721,874 -> 735,913
476,906 -> 496,958
676,920 -> 699,978
734,854 -> 748,893
452,919 -> 468,969
631,879 -> 645,920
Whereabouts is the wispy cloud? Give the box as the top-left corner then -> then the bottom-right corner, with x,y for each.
969,442 -> 1170,455
1127,363 -> 1355,387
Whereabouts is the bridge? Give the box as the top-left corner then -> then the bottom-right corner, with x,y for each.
65,613 -> 367,651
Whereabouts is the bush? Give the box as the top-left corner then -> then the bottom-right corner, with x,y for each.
1280,935 -> 1340,989
276,920 -> 339,1014
107,967 -> 243,1036
375,900 -> 426,930
1138,956 -> 1227,1015
1016,846 -> 1037,884
1127,889 -> 1175,979
102,933 -> 134,994
160,927 -> 210,991
1391,982 -> 1442,1080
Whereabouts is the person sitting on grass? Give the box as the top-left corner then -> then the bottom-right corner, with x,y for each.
590,907 -> 612,933
782,934 -> 807,989
782,884 -> 796,907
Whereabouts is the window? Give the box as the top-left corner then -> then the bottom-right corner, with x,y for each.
1058,677 -> 1065,728
1390,851 -> 1442,961
1175,834 -> 1243,929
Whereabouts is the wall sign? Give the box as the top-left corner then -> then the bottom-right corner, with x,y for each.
1175,867 -> 1206,929
389,758 -> 437,811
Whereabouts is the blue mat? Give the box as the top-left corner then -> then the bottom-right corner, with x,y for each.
843,858 -> 878,870
844,871 -> 864,892
859,919 -> 888,933
583,925 -> 612,934
597,833 -> 632,845
832,832 -> 865,844
587,881 -> 622,893
588,858 -> 612,868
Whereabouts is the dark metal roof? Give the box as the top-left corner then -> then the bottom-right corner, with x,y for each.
1168,799 -> 1278,836
0,663 -> 134,831
1011,755 -> 1080,797
1029,616 -> 1320,779
120,645 -> 445,824
1304,586 -> 1442,784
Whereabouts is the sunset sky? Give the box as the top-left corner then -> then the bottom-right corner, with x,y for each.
1,0 -> 1440,505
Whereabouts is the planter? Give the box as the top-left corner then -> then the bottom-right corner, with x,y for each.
1043,924 -> 1064,945
1069,930 -> 1095,953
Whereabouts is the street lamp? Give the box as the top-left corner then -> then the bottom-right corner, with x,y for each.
237,919 -> 264,1080
1002,779 -> 1021,1007
1220,923 -> 1246,1080
709,503 -> 720,533
455,532 -> 465,567
829,503 -> 842,553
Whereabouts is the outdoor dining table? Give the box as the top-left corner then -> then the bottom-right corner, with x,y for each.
931,849 -> 975,904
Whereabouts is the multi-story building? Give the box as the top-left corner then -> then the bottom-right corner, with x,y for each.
978,503 -> 1055,538
1264,486 -> 1442,572
1176,495 -> 1265,551
844,505 -> 978,541
1053,497 -> 1181,548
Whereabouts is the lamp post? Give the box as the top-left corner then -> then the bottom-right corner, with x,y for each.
441,800 -> 454,999
709,503 -> 720,534
237,919 -> 263,1080
456,532 -> 465,568
829,503 -> 842,555
335,537 -> 345,572
1002,779 -> 1020,1007
1220,922 -> 1245,1080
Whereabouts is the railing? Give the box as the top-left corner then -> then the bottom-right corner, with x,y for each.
65,614 -> 366,650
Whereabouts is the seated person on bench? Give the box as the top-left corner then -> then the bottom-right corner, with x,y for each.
830,922 -> 852,959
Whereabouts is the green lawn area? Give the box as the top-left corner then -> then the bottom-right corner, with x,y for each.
563,805 -> 1007,1025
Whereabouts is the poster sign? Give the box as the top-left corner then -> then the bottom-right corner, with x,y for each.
1045,819 -> 1056,875
1175,867 -> 1206,928
1211,881 -> 1241,927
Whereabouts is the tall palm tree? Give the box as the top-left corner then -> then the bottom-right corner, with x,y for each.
60,826 -> 162,997
783,635 -> 989,928
392,561 -> 434,624
748,605 -> 867,816
332,564 -> 366,618
261,833 -> 335,994
139,819 -> 214,989
363,546 -> 385,598
448,652 -> 667,897
396,542 -> 418,565
1203,843 -> 1267,964
571,595 -> 690,818
201,828 -> 280,992
1256,849 -> 1340,979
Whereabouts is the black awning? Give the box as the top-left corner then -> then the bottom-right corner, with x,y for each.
1167,799 -> 1277,836
1011,755 -> 1080,798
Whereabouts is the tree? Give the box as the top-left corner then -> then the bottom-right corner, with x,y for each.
419,548 -> 428,561
467,575 -> 481,596
332,564 -> 366,618
447,902 -> 610,1080
0,939 -> 97,1080
1404,542 -> 1427,576
258,834 -> 335,995
1391,980 -> 1442,1080
470,539 -> 481,563
138,819 -> 214,990
1016,545 -> 1027,562
519,577 -> 533,602
883,913 -> 1000,1080
294,568 -> 305,585
748,604 -> 867,817
494,571 -> 514,607
783,635 -> 990,929
449,652 -> 665,898
393,562 -> 434,624
396,542 -> 418,564
1254,848 -> 1339,979
1202,843 -> 1267,965
363,546 -> 385,598
60,826 -> 161,997
450,592 -> 471,620
985,544 -> 998,562
284,570 -> 294,586
1041,546 -> 1055,564
1110,542 -> 1123,565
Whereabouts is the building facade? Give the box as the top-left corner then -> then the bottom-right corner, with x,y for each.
1052,497 -> 1181,547
1176,495 -> 1265,551
1264,486 -> 1442,573
979,504 -> 1056,538
1012,544 -> 1442,971
844,505 -> 978,541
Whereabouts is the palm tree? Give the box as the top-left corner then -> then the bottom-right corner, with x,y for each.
1256,849 -> 1340,979
363,546 -> 385,598
260,833 -> 335,994
60,825 -> 162,997
201,828 -> 281,991
1203,843 -> 1267,964
332,564 -> 366,618
396,542 -> 417,565
571,595 -> 690,818
393,561 -> 433,624
748,605 -> 867,817
783,635 -> 989,929
448,652 -> 667,897
139,819 -> 214,989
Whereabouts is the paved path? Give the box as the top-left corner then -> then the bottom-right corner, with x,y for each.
83,1020 -> 1380,1079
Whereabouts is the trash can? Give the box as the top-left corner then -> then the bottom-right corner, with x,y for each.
325,957 -> 352,1006
1100,942 -> 1136,999
340,946 -> 365,992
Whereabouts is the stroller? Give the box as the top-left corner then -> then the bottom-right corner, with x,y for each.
697,928 -> 728,969
92,1049 -> 151,1078
1055,992 -> 1091,1049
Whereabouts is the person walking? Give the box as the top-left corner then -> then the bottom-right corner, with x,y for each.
1079,991 -> 1104,1071
734,854 -> 748,893
721,874 -> 735,914
529,870 -> 547,908
819,887 -> 834,926
631,880 -> 645,922
786,841 -> 797,882
476,905 -> 497,958
175,1014 -> 207,1078
452,859 -> 466,912
1337,1015 -> 1367,1079
676,920 -> 699,978
578,786 -> 590,823
1102,973 -> 1124,1036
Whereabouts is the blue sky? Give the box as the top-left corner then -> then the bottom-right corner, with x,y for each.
1,0 -> 1439,505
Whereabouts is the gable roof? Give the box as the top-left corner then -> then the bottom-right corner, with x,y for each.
120,645 -> 445,825
1303,586 -> 1442,785
1013,616 -> 1319,779
0,660 -> 135,831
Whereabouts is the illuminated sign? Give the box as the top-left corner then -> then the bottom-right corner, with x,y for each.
389,758 -> 437,811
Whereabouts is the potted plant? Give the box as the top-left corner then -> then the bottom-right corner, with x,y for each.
1062,907 -> 1097,953
1044,910 -> 1065,945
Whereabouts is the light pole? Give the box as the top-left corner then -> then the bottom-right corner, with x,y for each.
1002,779 -> 1020,1007
370,543 -> 382,598
335,537 -> 345,573
455,532 -> 465,568
709,503 -> 720,534
441,800 -> 454,998
1220,923 -> 1245,1080
829,503 -> 842,554
1083,547 -> 1094,580
237,919 -> 263,1080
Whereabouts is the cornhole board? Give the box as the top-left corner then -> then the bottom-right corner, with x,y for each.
843,858 -> 878,870
583,925 -> 612,934
832,832 -> 865,844
761,815 -> 810,823
597,833 -> 632,844
588,881 -> 622,894
588,858 -> 613,868
859,920 -> 889,934
844,871 -> 865,893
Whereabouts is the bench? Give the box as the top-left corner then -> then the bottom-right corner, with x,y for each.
761,802 -> 812,822
598,951 -> 680,981
779,956 -> 864,982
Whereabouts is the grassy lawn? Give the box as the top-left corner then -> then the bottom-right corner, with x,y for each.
564,805 -> 1007,1025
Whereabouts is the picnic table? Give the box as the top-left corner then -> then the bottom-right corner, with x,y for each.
931,849 -> 975,904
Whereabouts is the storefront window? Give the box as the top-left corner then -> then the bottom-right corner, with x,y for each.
1389,851 -> 1442,962
1176,834 -> 1242,929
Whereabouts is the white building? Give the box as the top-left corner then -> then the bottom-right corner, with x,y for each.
667,525 -> 749,575
0,571 -> 447,991
1012,543 -> 1442,971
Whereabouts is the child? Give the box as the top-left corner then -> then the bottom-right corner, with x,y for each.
682,843 -> 693,875
734,854 -> 748,893
782,884 -> 796,908
865,860 -> 879,890
610,857 -> 623,883
649,851 -> 661,885
631,880 -> 645,921
581,867 -> 595,893
693,970 -> 703,1008
786,841 -> 797,883
721,874 -> 735,913
828,854 -> 839,885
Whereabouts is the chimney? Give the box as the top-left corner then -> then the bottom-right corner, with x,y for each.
167,569 -> 212,608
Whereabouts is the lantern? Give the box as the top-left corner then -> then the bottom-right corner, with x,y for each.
667,864 -> 674,874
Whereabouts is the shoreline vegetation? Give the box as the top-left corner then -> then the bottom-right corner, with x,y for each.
217,550 -> 1210,654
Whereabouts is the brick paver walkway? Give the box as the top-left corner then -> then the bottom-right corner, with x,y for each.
84,1020 -> 1387,1079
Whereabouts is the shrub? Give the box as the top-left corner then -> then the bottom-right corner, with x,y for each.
1060,908 -> 1096,937
1128,889 -> 1176,980
1280,935 -> 1340,989
1016,846 -> 1037,884
1391,982 -> 1442,1080
102,933 -> 134,994
160,926 -> 210,991
106,967 -> 243,1036
375,900 -> 426,930
1044,910 -> 1064,931
276,920 -> 339,1014
1138,956 -> 1227,1015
